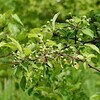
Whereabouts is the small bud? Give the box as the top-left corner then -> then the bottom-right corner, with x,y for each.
47,21 -> 50,24
60,28 -> 62,30
29,56 -> 32,59
50,19 -> 53,22
61,50 -> 64,52
65,48 -> 68,51
38,34 -> 41,37
46,40 -> 49,42
40,46 -> 42,48
67,27 -> 71,30
69,46 -> 73,49
70,19 -> 74,22
61,56 -> 64,58
36,55 -> 39,57
87,23 -> 90,26
50,46 -> 52,48
97,28 -> 99,31
64,59 -> 66,62
66,19 -> 69,22
82,16 -> 86,19
86,19 -> 90,22
43,25 -> 47,28
78,38 -> 82,41
40,29 -> 43,32
80,33 -> 83,36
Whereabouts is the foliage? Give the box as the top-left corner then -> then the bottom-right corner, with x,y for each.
0,0 -> 100,28
0,79 -> 33,100
0,10 -> 100,100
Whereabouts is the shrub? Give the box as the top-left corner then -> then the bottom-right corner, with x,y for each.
0,11 -> 100,99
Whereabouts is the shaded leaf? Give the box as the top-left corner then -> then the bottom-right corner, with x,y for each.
20,76 -> 26,91
28,87 -> 33,96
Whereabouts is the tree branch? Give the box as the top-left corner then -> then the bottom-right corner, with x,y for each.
88,64 -> 100,72
56,52 -> 100,72
82,38 -> 100,44
74,29 -> 78,44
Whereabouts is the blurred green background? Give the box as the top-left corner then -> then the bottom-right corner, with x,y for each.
0,0 -> 100,28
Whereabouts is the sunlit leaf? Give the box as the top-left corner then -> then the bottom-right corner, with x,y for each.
52,12 -> 60,31
85,43 -> 100,53
7,35 -> 22,53
77,55 -> 84,60
46,40 -> 56,46
82,28 -> 94,38
90,93 -> 100,100
8,23 -> 20,35
0,42 -> 6,47
83,62 -> 88,70
24,48 -> 32,56
12,14 -> 23,26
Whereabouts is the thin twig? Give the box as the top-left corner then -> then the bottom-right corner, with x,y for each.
56,52 -> 100,72
88,64 -> 100,72
74,29 -> 78,44
82,38 -> 100,45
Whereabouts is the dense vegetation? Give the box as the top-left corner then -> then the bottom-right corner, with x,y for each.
0,0 -> 100,28
0,0 -> 100,100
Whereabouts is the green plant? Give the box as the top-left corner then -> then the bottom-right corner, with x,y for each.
0,0 -> 100,28
0,11 -> 100,100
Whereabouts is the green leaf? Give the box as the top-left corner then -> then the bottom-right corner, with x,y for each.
90,93 -> 100,100
85,43 -> 100,53
7,36 -> 22,53
4,42 -> 17,51
83,62 -> 88,70
52,12 -> 60,31
20,76 -> 26,91
28,87 -> 33,96
86,54 -> 97,66
77,55 -> 84,60
12,14 -> 23,26
46,40 -> 56,46
0,41 -> 17,51
0,42 -> 6,47
28,33 -> 38,38
52,62 -> 62,77
57,43 -> 63,50
94,22 -> 100,28
24,48 -> 32,56
8,23 -> 20,35
27,43 -> 35,50
43,32 -> 52,41
82,28 -> 94,38
20,63 -> 28,71
30,28 -> 41,34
